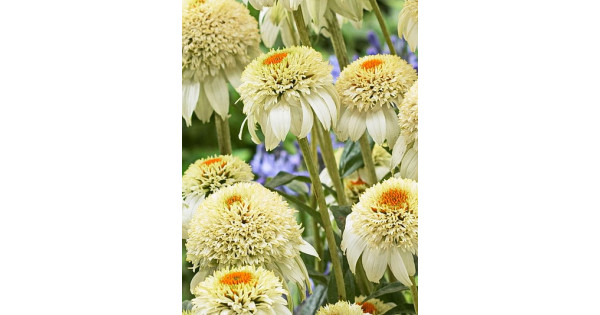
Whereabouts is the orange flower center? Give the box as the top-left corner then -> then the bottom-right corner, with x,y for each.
220,271 -> 253,285
350,178 -> 367,186
376,188 -> 408,212
358,302 -> 377,314
202,157 -> 223,166
361,59 -> 383,70
226,195 -> 243,207
263,52 -> 288,65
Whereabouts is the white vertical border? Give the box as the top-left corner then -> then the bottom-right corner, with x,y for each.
0,0 -> 181,313
422,0 -> 600,314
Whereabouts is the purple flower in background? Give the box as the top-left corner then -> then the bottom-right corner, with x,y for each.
251,143 -> 306,195
329,55 -> 341,82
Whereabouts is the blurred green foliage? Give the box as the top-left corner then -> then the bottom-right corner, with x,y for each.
182,0 -> 406,303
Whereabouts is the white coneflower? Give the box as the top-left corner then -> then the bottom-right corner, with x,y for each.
239,46 -> 339,150
192,265 -> 291,315
341,177 -> 418,285
398,0 -> 418,52
335,54 -> 417,148
316,301 -> 367,315
181,155 -> 253,239
391,81 -> 418,170
244,0 -> 303,11
186,182 -> 318,299
182,0 -> 260,126
328,0 -> 372,27
355,295 -> 396,315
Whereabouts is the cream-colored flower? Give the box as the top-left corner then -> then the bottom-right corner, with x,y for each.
244,0 -> 303,11
182,155 -> 253,239
182,311 -> 192,315
239,46 -> 339,150
398,0 -> 418,52
341,177 -> 418,285
316,301 -> 367,315
391,81 -> 418,170
328,0 -> 371,27
335,54 -> 417,148
182,0 -> 260,126
192,266 -> 291,315
258,2 -> 299,48
355,295 -> 396,315
186,182 -> 318,300
395,144 -> 418,181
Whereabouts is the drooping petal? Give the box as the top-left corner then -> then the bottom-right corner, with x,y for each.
299,239 -> 319,258
298,95 -> 314,138
260,8 -> 279,48
304,93 -> 331,131
390,135 -> 407,170
347,110 -> 367,141
400,147 -> 418,181
366,109 -> 387,145
203,71 -> 229,118
263,114 -> 281,150
335,108 -> 351,141
362,246 -> 390,283
389,247 -> 413,286
341,217 -> 368,274
317,88 -> 338,128
224,65 -> 243,91
400,249 -> 416,276
383,106 -> 400,148
268,103 -> 291,140
182,81 -> 200,126
194,85 -> 213,123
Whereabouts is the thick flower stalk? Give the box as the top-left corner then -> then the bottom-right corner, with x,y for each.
191,265 -> 291,315
182,0 -> 260,125
341,177 -> 418,286
239,46 -> 339,151
316,301 -> 367,315
335,54 -> 417,147
355,295 -> 396,315
399,0 -> 418,52
185,182 -> 318,300
391,81 -> 418,171
181,155 -> 253,238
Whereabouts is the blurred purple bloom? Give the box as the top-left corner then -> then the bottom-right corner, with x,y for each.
367,31 -> 418,72
251,143 -> 305,195
329,55 -> 341,82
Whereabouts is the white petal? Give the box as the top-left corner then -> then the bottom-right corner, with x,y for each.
383,106 -> 400,148
193,85 -> 213,123
190,268 -> 212,293
280,20 -> 296,48
389,247 -> 412,286
203,71 -> 229,118
299,240 -> 319,258
247,115 -> 261,144
390,135 -> 407,170
263,115 -> 281,150
341,218 -> 368,274
366,109 -> 387,145
182,81 -> 200,126
347,110 -> 367,141
362,246 -> 390,283
304,93 -> 331,131
406,19 -> 418,52
224,65 -> 242,91
268,104 -> 291,140
298,95 -> 314,138
273,303 -> 292,315
260,10 -> 279,48
400,148 -> 418,181
335,108 -> 351,141
317,89 -> 338,128
400,250 -> 416,276
289,106 -> 303,136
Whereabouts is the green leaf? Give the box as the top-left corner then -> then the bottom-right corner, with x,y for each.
330,205 -> 352,233
363,282 -> 410,302
298,284 -> 328,315
338,140 -> 364,178
267,187 -> 323,226
307,269 -> 329,286
265,171 -> 311,189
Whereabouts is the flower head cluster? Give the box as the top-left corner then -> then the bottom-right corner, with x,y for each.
192,265 -> 291,315
182,0 -> 260,125
186,182 -> 318,298
316,301 -> 367,315
398,0 -> 418,52
355,295 -> 396,315
341,177 -> 418,285
239,46 -> 339,150
181,155 -> 253,238
335,54 -> 417,147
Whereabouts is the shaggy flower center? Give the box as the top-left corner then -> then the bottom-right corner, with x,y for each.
377,188 -> 408,211
361,59 -> 383,70
263,52 -> 288,65
358,302 -> 377,314
220,271 -> 254,285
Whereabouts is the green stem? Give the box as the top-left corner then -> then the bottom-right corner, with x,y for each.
325,9 -> 349,70
298,137 -> 347,300
215,114 -> 232,155
315,123 -> 349,206
409,275 -> 418,314
292,6 -> 311,46
358,133 -> 377,186
368,0 -> 397,56
310,196 -> 324,272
